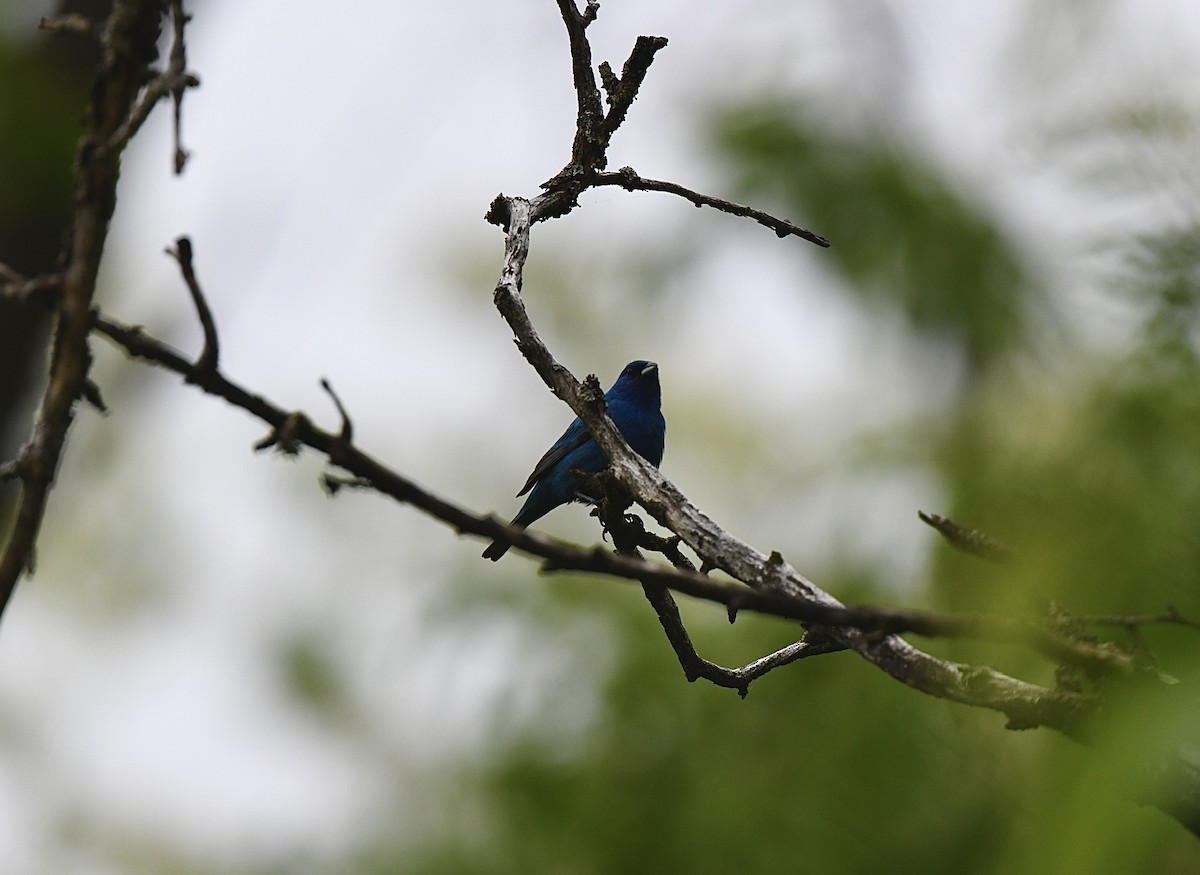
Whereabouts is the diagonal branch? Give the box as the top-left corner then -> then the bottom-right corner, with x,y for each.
0,0 -> 166,617
85,295 -> 1187,683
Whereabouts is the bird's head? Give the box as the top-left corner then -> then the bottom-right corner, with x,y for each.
621,360 -> 657,379
611,360 -> 661,405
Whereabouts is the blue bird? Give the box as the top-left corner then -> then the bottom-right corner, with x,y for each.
482,360 -> 666,561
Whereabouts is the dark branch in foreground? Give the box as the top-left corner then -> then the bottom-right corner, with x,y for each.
104,0 -> 197,169
0,0 -> 167,615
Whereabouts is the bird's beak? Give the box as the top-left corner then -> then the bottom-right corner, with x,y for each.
641,361 -> 658,376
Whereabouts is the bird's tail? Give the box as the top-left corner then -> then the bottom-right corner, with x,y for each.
483,501 -> 544,561
481,537 -> 512,562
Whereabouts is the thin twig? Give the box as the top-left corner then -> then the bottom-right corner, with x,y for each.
640,581 -> 842,697
319,377 -> 354,449
595,166 -> 830,247
104,0 -> 198,162
0,266 -> 62,308
589,483 -> 771,693
166,236 -> 218,374
598,36 -> 669,139
167,0 -> 192,173
105,71 -> 198,157
732,635 -> 847,684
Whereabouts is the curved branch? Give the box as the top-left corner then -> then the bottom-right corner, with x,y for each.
594,167 -> 830,247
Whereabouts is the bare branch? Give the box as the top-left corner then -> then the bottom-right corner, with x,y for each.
484,5 -> 826,253
166,236 -> 218,374
0,0 -> 167,617
526,3 -> 671,223
598,36 -> 669,138
555,0 -> 606,170
104,0 -> 198,166
167,0 -> 193,173
105,69 -> 198,158
641,579 -> 843,698
319,377 -> 354,449
595,166 -> 831,247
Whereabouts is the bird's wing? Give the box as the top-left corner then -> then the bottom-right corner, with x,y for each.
516,417 -> 590,496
